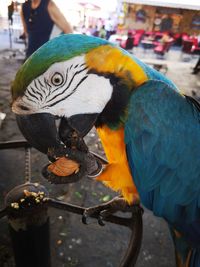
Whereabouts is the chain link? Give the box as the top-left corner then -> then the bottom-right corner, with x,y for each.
24,147 -> 31,182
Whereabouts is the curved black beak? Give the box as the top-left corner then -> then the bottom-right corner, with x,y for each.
16,112 -> 101,184
16,113 -> 98,155
16,113 -> 63,154
67,113 -> 98,137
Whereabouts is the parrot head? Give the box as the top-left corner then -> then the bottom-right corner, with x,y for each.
11,34 -> 144,155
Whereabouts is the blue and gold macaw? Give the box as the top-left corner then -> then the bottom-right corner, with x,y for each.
11,34 -> 200,267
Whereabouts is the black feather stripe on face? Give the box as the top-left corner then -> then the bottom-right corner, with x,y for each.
88,71 -> 131,129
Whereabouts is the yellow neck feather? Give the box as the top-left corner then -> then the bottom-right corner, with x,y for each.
85,45 -> 148,89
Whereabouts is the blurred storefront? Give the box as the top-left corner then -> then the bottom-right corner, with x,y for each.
119,0 -> 200,34
0,0 -> 118,32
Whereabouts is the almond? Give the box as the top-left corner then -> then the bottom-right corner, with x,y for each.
48,157 -> 79,176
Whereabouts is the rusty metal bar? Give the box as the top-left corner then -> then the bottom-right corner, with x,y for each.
119,210 -> 143,267
0,140 -> 143,266
0,140 -> 31,150
48,198 -> 143,267
48,198 -> 135,228
1,196 -> 143,267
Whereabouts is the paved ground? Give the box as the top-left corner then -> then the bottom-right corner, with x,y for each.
0,29 -> 200,267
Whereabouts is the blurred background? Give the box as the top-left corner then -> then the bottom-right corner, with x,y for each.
0,1 -> 200,267
0,0 -> 200,58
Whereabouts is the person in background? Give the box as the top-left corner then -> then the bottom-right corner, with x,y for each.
8,1 -> 14,25
99,25 -> 106,39
160,33 -> 171,44
125,31 -> 134,51
105,17 -> 113,40
20,0 -> 73,58
91,25 -> 99,37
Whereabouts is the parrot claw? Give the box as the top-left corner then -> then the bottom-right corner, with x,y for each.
82,196 -> 142,226
81,213 -> 87,225
82,207 -> 105,226
98,215 -> 105,226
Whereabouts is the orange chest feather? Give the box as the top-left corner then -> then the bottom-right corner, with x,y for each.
96,125 -> 138,204
96,126 -> 127,163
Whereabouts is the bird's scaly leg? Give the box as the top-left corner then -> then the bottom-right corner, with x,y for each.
82,195 -> 142,226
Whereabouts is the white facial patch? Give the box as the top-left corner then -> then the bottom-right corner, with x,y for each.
12,55 -> 113,118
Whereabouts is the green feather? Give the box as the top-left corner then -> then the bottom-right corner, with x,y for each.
11,34 -> 109,99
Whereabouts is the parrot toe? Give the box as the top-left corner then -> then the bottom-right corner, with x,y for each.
82,196 -> 143,226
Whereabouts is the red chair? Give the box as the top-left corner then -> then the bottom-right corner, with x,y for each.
182,33 -> 189,41
191,38 -> 200,55
173,33 -> 182,46
192,46 -> 200,55
180,39 -> 195,60
154,40 -> 173,57
154,32 -> 164,41
135,29 -> 145,34
181,40 -> 194,54
133,33 -> 144,46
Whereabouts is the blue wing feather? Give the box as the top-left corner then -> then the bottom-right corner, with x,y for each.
125,80 -> 200,225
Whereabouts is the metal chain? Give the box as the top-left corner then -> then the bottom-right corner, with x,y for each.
24,147 -> 31,183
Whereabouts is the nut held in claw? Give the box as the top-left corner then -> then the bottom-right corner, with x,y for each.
47,157 -> 80,176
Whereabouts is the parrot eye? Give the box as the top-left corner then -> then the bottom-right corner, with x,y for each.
51,72 -> 64,86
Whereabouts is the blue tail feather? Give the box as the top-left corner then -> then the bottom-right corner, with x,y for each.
189,249 -> 200,267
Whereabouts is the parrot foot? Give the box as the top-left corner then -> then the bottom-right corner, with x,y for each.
82,196 -> 143,226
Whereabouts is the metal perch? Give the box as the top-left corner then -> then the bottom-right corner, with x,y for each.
0,140 -> 143,267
